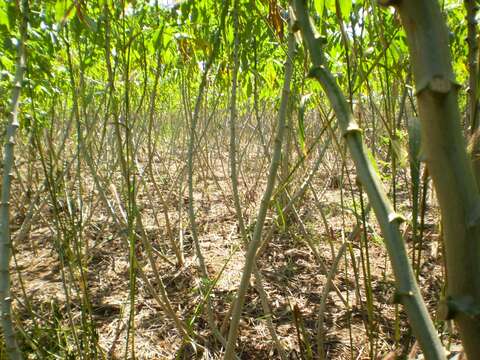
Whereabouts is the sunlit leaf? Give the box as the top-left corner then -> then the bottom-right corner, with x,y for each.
0,0 -> 9,30
55,0 -> 74,23
338,0 -> 351,20
325,0 -> 335,12
263,61 -> 277,88
314,0 -> 324,19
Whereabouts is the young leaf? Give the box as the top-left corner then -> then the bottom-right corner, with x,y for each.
326,0 -> 335,12
339,0 -> 351,20
314,0 -> 325,20
0,0 -> 9,30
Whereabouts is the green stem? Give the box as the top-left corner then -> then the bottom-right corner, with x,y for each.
224,31 -> 296,360
291,1 -> 445,358
391,0 -> 480,357
0,1 -> 28,359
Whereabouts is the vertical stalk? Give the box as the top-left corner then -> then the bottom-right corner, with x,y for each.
465,0 -> 480,189
465,0 -> 479,132
145,25 -> 185,267
227,2 -> 287,358
387,0 -> 480,357
186,1 -> 238,351
0,1 -> 28,359
229,0 -> 246,236
187,0 -> 227,283
224,31 -> 295,360
407,116 -> 422,278
64,28 -> 99,358
416,170 -> 430,278
291,1 -> 445,358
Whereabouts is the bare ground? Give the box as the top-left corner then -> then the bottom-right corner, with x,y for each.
9,160 -> 456,360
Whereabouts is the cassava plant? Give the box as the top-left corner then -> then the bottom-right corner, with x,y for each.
292,0 -> 480,358
391,0 -> 480,357
0,0 -> 28,359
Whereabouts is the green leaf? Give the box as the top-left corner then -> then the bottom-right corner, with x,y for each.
0,0 -> 9,30
152,28 -> 162,50
84,15 -> 98,32
0,55 -> 14,70
163,48 -> 174,65
325,0 -> 335,12
338,0 -> 352,19
55,0 -> 73,23
314,0 -> 324,19
161,27 -> 174,53
263,61 -> 277,88
274,200 -> 286,231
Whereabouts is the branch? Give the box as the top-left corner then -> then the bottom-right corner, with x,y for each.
291,1 -> 445,358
